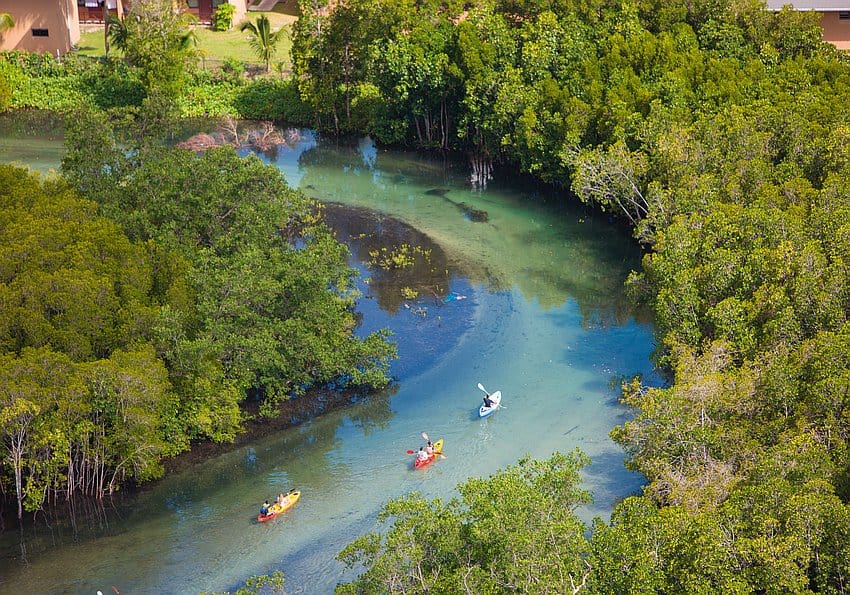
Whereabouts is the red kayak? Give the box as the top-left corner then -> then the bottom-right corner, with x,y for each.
413,439 -> 444,469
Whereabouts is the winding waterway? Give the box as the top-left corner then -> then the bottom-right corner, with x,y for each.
0,122 -> 659,593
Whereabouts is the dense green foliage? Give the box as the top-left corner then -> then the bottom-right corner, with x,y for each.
0,166 -> 189,518
302,0 -> 850,591
108,0 -> 198,104
63,114 -> 396,403
212,2 -> 237,32
337,452 -> 593,593
0,50 -> 309,122
339,446 -> 850,593
0,51 -> 143,111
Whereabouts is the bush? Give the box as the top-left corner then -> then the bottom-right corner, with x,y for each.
177,80 -> 240,117
234,78 -> 311,124
218,57 -> 245,85
1,50 -> 63,77
0,73 -> 11,112
0,61 -> 23,112
12,76 -> 95,111
212,2 -> 237,31
0,52 -> 144,112
84,68 -> 145,109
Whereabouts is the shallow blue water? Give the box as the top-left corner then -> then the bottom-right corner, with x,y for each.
0,129 -> 659,593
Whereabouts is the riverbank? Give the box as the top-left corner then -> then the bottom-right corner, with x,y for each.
161,383 -> 393,476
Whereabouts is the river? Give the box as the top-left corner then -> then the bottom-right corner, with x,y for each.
0,121 -> 659,593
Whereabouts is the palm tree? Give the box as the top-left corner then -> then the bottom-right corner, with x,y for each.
239,15 -> 286,73
107,14 -> 131,56
108,9 -> 196,66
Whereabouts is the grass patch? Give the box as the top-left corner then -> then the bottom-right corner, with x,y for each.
74,11 -> 295,72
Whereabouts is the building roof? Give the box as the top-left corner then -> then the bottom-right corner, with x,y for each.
765,0 -> 850,10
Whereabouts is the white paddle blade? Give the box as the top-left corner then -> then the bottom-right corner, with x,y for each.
477,383 -> 488,393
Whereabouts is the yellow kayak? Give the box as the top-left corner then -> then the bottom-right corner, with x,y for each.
258,490 -> 300,522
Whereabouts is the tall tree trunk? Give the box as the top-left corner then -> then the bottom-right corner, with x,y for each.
470,153 -> 492,188
11,439 -> 24,520
343,44 -> 351,125
441,99 -> 449,150
102,1 -> 110,57
14,462 -> 23,520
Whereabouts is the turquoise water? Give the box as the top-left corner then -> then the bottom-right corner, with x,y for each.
0,127 -> 659,593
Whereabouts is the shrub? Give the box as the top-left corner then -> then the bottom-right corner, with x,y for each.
12,76 -> 95,111
84,69 -> 145,109
0,50 -> 62,77
0,60 -> 23,112
177,81 -> 240,117
234,78 -> 311,124
218,57 -> 245,85
212,2 -> 237,31
0,73 -> 10,112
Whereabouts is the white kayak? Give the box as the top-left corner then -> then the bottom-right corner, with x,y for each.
478,390 -> 502,418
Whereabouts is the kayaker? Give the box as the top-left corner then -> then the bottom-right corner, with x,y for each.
416,447 -> 429,462
425,441 -> 434,456
260,500 -> 270,517
483,393 -> 494,408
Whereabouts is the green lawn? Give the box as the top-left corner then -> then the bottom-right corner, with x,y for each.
74,10 -> 295,71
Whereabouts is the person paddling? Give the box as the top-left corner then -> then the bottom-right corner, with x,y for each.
259,500 -> 270,517
483,393 -> 494,408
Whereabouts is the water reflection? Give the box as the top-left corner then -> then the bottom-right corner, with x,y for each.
323,203 -> 455,313
0,110 -> 65,173
0,109 -> 645,329
261,130 -> 644,325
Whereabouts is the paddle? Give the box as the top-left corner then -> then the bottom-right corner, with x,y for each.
407,431 -> 430,455
406,449 -> 447,458
423,432 -> 448,459
409,433 -> 447,459
477,382 -> 505,410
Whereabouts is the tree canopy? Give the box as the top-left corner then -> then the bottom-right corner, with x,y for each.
0,165 -> 189,517
337,451 -> 593,593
